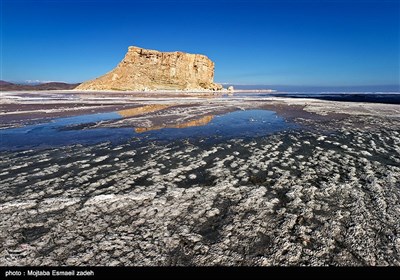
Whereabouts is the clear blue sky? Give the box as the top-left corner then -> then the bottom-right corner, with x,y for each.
1,0 -> 399,87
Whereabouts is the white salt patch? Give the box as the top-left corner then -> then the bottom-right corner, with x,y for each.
93,155 -> 108,163
361,150 -> 372,156
10,163 -> 29,170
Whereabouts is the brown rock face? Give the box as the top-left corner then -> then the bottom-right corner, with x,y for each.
76,46 -> 222,91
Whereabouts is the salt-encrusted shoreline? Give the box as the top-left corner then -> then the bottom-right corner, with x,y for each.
1,90 -> 400,129
0,92 -> 399,266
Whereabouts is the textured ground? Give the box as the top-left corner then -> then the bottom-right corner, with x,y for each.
0,96 -> 400,266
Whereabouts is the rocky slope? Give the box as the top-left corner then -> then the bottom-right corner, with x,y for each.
76,46 -> 222,91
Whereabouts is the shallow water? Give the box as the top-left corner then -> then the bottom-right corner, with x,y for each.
0,109 -> 295,151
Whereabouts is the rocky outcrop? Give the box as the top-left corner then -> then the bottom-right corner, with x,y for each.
76,46 -> 222,91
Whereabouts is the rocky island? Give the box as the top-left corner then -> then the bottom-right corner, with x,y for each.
76,46 -> 222,91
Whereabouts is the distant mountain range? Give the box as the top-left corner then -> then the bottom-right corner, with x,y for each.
0,80 -> 80,91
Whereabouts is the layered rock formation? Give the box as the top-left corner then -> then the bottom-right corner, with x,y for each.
76,46 -> 222,91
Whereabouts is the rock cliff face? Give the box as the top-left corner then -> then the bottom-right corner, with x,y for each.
76,46 -> 222,91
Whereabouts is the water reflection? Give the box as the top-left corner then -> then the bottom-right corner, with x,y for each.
0,105 -> 295,151
117,104 -> 171,118
135,115 -> 214,133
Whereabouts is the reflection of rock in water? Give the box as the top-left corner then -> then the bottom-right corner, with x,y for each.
135,115 -> 214,133
117,104 -> 171,118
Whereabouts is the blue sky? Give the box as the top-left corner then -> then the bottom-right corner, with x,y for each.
1,0 -> 399,87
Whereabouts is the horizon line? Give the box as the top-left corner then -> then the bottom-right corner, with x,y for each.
3,79 -> 400,89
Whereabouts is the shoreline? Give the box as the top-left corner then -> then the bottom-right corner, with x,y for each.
0,88 -> 276,94
1,91 -> 399,130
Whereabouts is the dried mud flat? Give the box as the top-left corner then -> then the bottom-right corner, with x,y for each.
1,93 -> 400,266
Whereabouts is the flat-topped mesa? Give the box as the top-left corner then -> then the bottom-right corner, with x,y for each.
76,46 -> 222,91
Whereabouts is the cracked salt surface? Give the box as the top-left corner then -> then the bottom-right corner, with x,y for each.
0,101 -> 400,266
